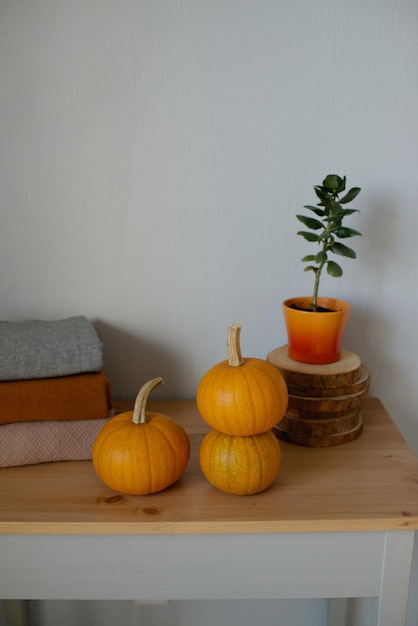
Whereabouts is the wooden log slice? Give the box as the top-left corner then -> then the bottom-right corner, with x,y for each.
266,345 -> 362,388
286,365 -> 370,398
274,412 -> 363,447
276,409 -> 360,437
286,386 -> 369,419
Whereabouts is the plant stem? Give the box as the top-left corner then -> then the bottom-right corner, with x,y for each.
312,191 -> 338,311
312,270 -> 321,311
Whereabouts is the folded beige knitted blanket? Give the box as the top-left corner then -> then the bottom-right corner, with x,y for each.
0,412 -> 114,467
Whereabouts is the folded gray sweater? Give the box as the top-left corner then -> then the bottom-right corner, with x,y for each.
0,316 -> 104,380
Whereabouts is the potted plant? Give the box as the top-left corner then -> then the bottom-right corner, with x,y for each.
283,174 -> 362,364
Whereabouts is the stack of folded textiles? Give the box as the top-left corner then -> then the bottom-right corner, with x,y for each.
0,316 -> 114,467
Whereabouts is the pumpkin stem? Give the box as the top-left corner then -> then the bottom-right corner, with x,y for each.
227,323 -> 245,367
132,377 -> 164,424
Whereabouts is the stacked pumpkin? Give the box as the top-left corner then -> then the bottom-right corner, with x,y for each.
197,324 -> 288,495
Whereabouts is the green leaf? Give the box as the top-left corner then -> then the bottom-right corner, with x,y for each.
331,202 -> 344,213
303,205 -> 326,217
330,242 -> 357,258
297,231 -> 320,242
318,233 -> 334,247
339,187 -> 361,205
296,215 -> 323,230
314,187 -> 331,203
339,208 -> 359,217
315,250 -> 327,263
327,207 -> 344,223
334,226 -> 362,239
326,260 -> 343,277
303,266 -> 316,273
301,254 -> 316,262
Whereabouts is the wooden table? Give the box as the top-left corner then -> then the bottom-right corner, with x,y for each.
1,398 -> 418,626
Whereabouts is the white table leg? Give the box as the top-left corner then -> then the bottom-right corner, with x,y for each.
375,530 -> 415,626
328,531 -> 415,626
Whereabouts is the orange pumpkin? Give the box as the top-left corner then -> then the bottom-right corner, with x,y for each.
197,324 -> 288,436
92,377 -> 190,495
199,429 -> 281,495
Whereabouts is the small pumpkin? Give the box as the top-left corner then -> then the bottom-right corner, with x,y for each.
92,377 -> 190,495
196,324 -> 288,436
199,429 -> 281,495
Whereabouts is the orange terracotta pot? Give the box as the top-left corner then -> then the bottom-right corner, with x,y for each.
282,297 -> 350,364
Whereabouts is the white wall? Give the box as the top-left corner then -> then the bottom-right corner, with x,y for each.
1,1 -> 418,625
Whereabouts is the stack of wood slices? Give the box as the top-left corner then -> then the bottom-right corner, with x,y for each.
267,346 -> 370,447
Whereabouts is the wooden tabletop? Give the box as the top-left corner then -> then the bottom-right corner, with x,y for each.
1,398 -> 418,535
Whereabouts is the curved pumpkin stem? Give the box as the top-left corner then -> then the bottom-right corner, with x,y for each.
227,323 -> 245,367
132,377 -> 164,424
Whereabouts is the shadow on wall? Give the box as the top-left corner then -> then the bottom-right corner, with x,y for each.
342,188 -> 396,366
343,302 -> 389,400
92,321 -> 185,401
343,304 -> 375,364
344,300 -> 396,395
344,300 -> 418,452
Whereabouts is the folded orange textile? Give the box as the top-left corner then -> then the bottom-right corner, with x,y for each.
0,372 -> 113,425
0,411 -> 114,467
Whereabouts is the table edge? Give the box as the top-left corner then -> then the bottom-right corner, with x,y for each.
1,518 -> 417,535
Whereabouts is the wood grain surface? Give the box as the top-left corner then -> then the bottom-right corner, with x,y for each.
1,398 -> 418,534
267,346 -> 362,388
